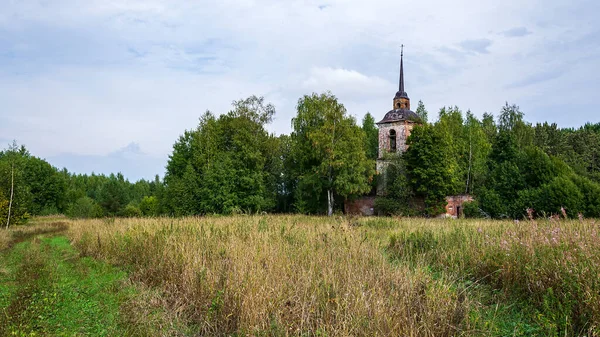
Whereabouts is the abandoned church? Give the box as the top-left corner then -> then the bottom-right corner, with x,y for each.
345,47 -> 473,217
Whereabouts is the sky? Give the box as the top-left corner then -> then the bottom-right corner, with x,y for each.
1,0 -> 599,181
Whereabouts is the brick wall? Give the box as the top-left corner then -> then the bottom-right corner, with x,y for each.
345,197 -> 376,216
445,195 -> 474,218
377,121 -> 415,159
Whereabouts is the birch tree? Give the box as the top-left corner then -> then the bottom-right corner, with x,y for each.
291,92 -> 374,215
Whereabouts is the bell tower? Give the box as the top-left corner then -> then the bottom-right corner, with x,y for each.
376,45 -> 421,195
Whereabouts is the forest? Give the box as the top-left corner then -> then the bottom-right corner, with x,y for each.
2,92 -> 600,223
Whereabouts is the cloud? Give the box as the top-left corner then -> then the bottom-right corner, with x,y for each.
458,39 -> 493,54
501,26 -> 532,37
1,0 -> 600,178
302,67 -> 391,99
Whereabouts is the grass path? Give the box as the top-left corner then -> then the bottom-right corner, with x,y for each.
0,230 -> 137,336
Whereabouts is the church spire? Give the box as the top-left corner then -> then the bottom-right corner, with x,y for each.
399,44 -> 404,94
393,45 -> 410,110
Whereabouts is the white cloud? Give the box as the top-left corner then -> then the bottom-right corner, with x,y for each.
1,0 -> 599,179
302,67 -> 391,99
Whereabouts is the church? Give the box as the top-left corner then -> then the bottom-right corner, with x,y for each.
345,48 -> 472,217
375,47 -> 420,185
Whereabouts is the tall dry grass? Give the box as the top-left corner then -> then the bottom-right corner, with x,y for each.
384,216 -> 600,335
67,216 -> 469,336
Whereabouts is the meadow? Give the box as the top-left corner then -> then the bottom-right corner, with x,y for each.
1,215 -> 599,336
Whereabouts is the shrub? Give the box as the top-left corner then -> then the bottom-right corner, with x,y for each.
462,200 -> 483,218
139,196 -> 159,216
121,204 -> 142,218
374,197 -> 403,216
67,197 -> 103,219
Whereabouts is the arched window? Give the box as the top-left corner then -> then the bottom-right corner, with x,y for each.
396,102 -> 401,109
389,129 -> 397,152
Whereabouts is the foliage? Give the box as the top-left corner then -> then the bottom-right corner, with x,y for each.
0,142 -> 32,226
290,92 -> 375,215
375,155 -> 413,215
164,96 -> 279,215
415,100 -> 428,123
121,203 -> 143,218
139,196 -> 159,216
5,96 -> 600,220
361,112 -> 379,161
67,197 -> 103,218
462,200 -> 483,218
405,124 -> 457,216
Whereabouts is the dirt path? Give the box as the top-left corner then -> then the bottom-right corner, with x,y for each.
0,225 -> 139,336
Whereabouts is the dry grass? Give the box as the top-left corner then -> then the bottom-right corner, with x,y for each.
384,216 -> 600,335
67,216 -> 469,336
0,228 -> 9,251
1,221 -> 69,251
6,215 -> 595,336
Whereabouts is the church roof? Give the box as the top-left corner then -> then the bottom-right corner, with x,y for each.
377,108 -> 421,124
397,46 -> 408,99
377,46 -> 421,124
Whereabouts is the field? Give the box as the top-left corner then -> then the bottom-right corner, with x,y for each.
1,215 -> 599,336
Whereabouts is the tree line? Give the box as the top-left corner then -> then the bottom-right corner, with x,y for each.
2,93 -> 600,223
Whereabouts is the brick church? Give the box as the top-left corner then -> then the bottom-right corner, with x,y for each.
345,48 -> 472,217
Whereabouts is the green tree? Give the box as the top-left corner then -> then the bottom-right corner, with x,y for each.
0,142 -> 32,226
362,112 -> 379,161
139,196 -> 159,216
96,173 -> 130,215
405,124 -> 457,216
463,111 -> 491,194
415,100 -> 428,123
67,196 -> 102,218
374,155 -> 412,215
23,156 -> 67,215
291,92 -> 374,215
164,96 -> 279,215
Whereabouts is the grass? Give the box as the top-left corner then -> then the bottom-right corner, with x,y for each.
0,222 -> 186,336
2,215 -> 599,336
68,216 -> 469,336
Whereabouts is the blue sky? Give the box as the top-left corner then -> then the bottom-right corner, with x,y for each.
1,0 -> 599,181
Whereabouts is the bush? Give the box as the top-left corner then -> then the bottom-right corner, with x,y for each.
374,197 -> 403,216
462,200 -> 484,218
139,196 -> 159,216
121,204 -> 142,218
67,197 -> 103,219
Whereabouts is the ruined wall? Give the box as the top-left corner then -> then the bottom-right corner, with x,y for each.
444,195 -> 474,218
345,197 -> 375,216
377,121 -> 415,159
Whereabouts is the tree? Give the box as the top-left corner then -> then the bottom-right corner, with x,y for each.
97,173 -> 130,215
415,100 -> 428,123
405,124 -> 457,216
463,111 -> 491,194
23,156 -> 67,215
481,113 -> 497,144
163,96 -> 280,215
139,196 -> 159,216
291,92 -> 374,215
67,196 -> 103,218
6,162 -> 13,229
0,141 -> 32,226
362,113 -> 379,161
498,102 -> 533,149
435,106 -> 465,195
374,155 -> 412,215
